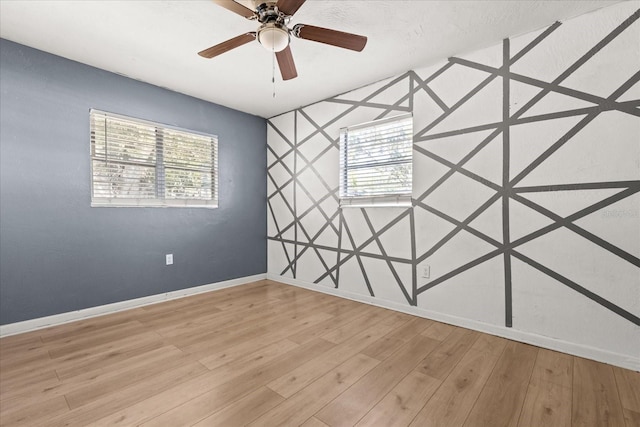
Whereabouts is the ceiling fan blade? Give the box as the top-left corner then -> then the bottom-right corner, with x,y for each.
211,0 -> 256,19
198,32 -> 256,58
276,45 -> 298,80
276,0 -> 306,16
293,24 -> 367,52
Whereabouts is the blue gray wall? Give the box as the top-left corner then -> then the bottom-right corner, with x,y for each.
0,39 -> 267,324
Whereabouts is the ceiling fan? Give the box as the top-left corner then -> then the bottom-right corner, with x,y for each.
198,0 -> 368,80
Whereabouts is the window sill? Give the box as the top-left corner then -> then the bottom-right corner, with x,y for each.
340,202 -> 412,209
91,199 -> 218,208
340,195 -> 412,209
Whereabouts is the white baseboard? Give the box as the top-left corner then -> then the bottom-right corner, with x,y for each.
0,274 -> 267,338
268,273 -> 640,372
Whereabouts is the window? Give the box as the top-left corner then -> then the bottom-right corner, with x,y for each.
339,113 -> 413,207
90,110 -> 218,208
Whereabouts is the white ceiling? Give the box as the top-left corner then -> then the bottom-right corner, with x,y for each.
0,0 -> 622,118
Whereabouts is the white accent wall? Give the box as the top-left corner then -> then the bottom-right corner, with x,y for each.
267,2 -> 640,369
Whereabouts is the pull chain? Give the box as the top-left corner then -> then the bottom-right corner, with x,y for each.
272,49 -> 276,98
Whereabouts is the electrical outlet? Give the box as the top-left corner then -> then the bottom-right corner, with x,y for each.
421,264 -> 430,279
166,254 -> 173,265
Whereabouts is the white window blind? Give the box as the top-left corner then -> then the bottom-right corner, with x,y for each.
340,113 -> 413,207
90,109 -> 218,208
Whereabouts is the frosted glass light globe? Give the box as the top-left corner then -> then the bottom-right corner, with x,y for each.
258,25 -> 289,52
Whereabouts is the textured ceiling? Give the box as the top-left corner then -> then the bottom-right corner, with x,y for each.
0,0 -> 623,118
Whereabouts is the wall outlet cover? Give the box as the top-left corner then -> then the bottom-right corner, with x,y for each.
421,264 -> 430,279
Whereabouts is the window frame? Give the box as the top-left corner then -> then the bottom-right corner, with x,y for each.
89,109 -> 218,208
339,113 -> 413,208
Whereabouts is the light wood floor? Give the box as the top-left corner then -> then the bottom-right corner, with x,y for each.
1,280 -> 638,426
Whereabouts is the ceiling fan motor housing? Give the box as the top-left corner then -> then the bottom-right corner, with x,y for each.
255,2 -> 289,24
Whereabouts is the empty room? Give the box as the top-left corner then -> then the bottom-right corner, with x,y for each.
0,0 -> 638,426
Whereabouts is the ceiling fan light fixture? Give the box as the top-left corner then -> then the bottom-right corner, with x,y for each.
202,0 -> 367,80
258,24 -> 289,52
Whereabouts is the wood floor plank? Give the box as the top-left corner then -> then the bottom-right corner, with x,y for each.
194,296 -> 279,316
136,280 -> 270,315
48,361 -> 208,426
315,335 -> 441,427
529,348 -> 573,388
196,332 -> 300,371
301,417 -> 330,427
322,299 -> 367,317
360,318 -> 433,362
152,299 -> 277,339
89,342 -> 298,427
387,316 -> 434,342
573,357 -> 626,427
130,304 -> 223,329
360,336 -> 406,361
248,353 -> 380,427
64,346 -> 190,409
60,344 -> 182,386
190,310 -> 334,365
624,408 -> 640,427
0,373 -> 60,414
169,282 -> 318,317
207,292 -> 272,311
170,289 -> 334,347
518,381 -> 572,427
0,395 -> 69,427
39,312 -> 151,344
204,285 -> 276,311
191,386 -> 284,426
355,370 -> 441,427
43,319 -> 146,348
0,332 -> 43,359
4,332 -> 163,387
162,292 -> 321,346
157,288 -> 322,346
320,309 -> 393,344
47,321 -> 152,359
0,347 -> 50,374
139,338 -> 335,426
378,311 -> 416,326
463,341 -> 538,427
614,366 -> 640,412
266,318 -> 401,398
359,313 -> 434,362
177,310 -> 333,356
415,326 -> 479,380
2,345 -> 183,406
210,290 -> 279,312
517,348 -> 573,427
409,333 -> 507,427
0,367 -> 59,399
267,284 -> 326,302
198,339 -> 300,382
286,302 -> 375,344
421,321 -> 456,341
54,334 -> 164,380
37,307 -> 148,341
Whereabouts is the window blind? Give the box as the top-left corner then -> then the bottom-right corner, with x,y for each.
90,110 -> 218,208
339,113 -> 413,207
